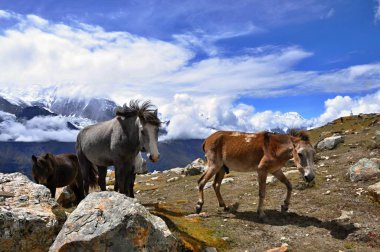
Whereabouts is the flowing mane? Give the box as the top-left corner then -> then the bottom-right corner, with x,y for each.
288,129 -> 310,142
115,100 -> 161,126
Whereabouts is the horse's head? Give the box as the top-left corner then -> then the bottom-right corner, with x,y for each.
116,100 -> 161,163
290,130 -> 316,183
139,109 -> 160,163
31,153 -> 54,185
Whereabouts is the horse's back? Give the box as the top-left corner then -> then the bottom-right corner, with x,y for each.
54,153 -> 80,187
204,131 -> 265,172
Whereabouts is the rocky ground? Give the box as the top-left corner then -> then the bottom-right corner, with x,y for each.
130,114 -> 380,251
1,113 -> 380,252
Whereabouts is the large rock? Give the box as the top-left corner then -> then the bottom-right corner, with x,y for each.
170,158 -> 206,176
348,158 -> 380,182
49,191 -> 180,252
317,135 -> 344,150
0,173 -> 66,252
56,186 -> 76,208
368,182 -> 380,203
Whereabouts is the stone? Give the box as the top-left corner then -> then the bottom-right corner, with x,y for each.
169,167 -> 186,175
49,191 -> 180,252
368,182 -> 380,203
56,186 -> 76,208
184,166 -> 203,176
348,158 -> 380,182
336,210 -> 353,221
0,173 -> 66,252
317,135 -> 344,150
202,247 -> 218,252
167,177 -> 180,183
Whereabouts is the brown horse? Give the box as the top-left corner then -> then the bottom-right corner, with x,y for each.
31,153 -> 97,205
196,130 -> 316,219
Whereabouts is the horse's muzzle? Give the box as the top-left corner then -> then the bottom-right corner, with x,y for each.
304,173 -> 315,183
148,154 -> 160,163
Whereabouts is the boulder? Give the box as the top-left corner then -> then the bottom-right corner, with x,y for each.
169,167 -> 186,175
0,173 -> 66,252
184,165 -> 203,176
56,186 -> 76,208
317,135 -> 344,150
348,158 -> 380,182
49,191 -> 180,252
368,182 -> 380,203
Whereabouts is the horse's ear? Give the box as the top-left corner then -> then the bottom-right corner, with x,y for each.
44,153 -> 51,160
115,106 -> 124,116
32,155 -> 37,163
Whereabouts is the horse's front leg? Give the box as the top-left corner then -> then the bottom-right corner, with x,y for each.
257,169 -> 268,219
126,164 -> 135,198
97,166 -> 107,191
115,163 -> 126,195
271,169 -> 292,212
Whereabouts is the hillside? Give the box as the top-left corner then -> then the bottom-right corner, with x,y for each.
131,113 -> 380,251
0,140 -> 204,177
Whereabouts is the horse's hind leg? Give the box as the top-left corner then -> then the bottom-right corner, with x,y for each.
77,151 -> 91,195
196,161 -> 220,214
97,166 -> 107,191
70,183 -> 83,205
271,169 -> 292,212
213,168 -> 227,210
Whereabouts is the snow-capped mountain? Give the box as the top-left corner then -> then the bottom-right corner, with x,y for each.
50,97 -> 116,122
0,88 -> 117,142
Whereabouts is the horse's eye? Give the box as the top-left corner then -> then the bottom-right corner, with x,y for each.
140,130 -> 145,136
298,153 -> 304,159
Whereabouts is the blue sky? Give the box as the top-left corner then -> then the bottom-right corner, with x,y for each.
0,0 -> 380,139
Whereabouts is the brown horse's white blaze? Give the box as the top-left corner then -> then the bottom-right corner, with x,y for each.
196,130 -> 315,219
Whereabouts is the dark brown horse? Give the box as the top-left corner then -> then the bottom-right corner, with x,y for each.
31,153 -> 97,204
196,130 -> 316,219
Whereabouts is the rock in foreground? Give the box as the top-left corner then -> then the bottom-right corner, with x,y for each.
49,191 -> 180,252
348,158 -> 380,182
0,172 -> 65,252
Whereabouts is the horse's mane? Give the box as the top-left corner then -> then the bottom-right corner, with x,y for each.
115,100 -> 161,126
288,129 -> 310,141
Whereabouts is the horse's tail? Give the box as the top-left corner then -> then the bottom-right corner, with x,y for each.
87,163 -> 98,189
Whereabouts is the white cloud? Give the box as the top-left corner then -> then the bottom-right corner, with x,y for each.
0,116 -> 79,142
0,11 -> 380,104
316,90 -> 380,124
320,8 -> 335,19
0,11 -> 380,141
375,0 -> 380,22
159,94 -> 313,140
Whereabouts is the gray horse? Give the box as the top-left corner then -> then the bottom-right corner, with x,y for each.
76,100 -> 161,197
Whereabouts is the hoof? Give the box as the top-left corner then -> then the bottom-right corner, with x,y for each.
195,204 -> 203,214
281,204 -> 289,213
258,211 -> 266,220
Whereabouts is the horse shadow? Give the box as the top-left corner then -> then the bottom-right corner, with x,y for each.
232,207 -> 358,240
